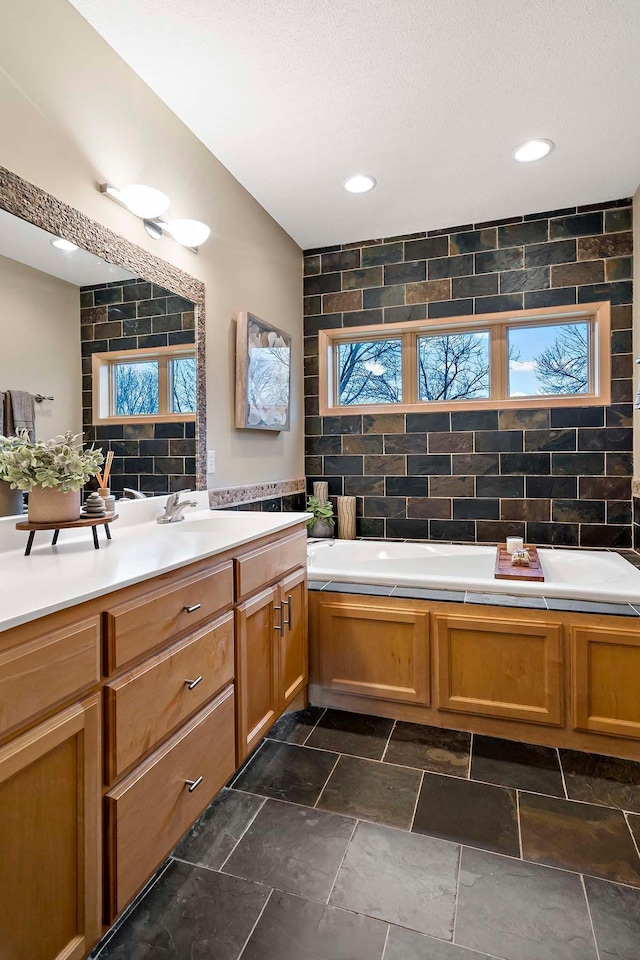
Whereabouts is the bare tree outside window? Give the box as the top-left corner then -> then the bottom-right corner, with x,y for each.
114,361 -> 159,415
533,322 -> 589,395
338,339 -> 402,405
171,357 -> 197,413
508,322 -> 589,397
418,331 -> 490,400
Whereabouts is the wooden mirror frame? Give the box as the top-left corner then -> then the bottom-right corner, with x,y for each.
0,166 -> 207,488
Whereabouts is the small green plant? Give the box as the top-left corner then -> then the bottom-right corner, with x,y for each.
0,430 -> 104,492
305,495 -> 334,529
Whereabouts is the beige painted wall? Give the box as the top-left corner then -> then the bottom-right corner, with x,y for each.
0,254 -> 82,438
0,0 -> 303,487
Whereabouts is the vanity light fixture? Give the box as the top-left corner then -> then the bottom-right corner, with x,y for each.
344,174 -> 377,194
100,182 -> 170,221
99,182 -> 210,252
512,139 -> 554,163
50,237 -> 79,252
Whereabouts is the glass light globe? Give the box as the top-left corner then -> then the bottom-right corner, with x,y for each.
119,184 -> 170,219
167,219 -> 211,247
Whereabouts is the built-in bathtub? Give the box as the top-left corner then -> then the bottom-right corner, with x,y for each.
307,539 -> 640,606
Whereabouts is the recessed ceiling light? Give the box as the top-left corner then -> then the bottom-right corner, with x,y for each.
344,174 -> 376,194
50,238 -> 79,252
513,139 -> 554,163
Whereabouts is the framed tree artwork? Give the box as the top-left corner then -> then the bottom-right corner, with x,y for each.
235,311 -> 292,431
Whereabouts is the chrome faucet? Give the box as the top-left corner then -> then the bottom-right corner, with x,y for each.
121,488 -> 146,500
157,490 -> 198,524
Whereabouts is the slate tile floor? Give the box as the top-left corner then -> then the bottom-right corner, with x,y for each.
94,707 -> 640,960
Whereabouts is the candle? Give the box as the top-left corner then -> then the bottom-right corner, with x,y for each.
506,536 -> 524,555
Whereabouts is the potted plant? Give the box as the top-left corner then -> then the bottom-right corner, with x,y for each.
0,430 -> 104,524
305,495 -> 335,538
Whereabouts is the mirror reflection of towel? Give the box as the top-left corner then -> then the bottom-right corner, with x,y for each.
635,379 -> 640,410
5,391 -> 35,441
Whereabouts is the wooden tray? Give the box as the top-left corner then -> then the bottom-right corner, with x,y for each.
16,514 -> 118,556
494,543 -> 544,582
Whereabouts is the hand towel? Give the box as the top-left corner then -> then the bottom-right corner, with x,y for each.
6,391 -> 35,441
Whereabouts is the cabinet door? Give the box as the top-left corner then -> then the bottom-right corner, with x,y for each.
434,613 -> 563,725
317,596 -> 430,705
572,624 -> 640,738
235,586 -> 280,762
0,694 -> 101,960
279,568 -> 308,711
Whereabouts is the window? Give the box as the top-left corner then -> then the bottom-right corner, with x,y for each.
92,346 -> 197,424
319,302 -> 610,415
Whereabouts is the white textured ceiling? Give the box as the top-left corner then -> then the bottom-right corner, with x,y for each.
68,0 -> 640,249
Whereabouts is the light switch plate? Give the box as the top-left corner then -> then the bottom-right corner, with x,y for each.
207,450 -> 216,473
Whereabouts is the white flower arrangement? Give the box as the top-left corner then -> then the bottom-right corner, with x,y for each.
0,431 -> 104,492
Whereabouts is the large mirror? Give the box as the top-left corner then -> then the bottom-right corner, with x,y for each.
0,173 -> 205,516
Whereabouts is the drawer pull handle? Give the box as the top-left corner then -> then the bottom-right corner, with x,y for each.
185,676 -> 203,690
185,776 -> 203,793
287,594 -> 293,631
274,604 -> 282,632
282,597 -> 290,629
184,603 -> 202,614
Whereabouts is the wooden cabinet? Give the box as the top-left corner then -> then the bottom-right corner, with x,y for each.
572,624 -> 640,739
105,611 -> 234,781
234,530 -> 307,600
0,616 -> 100,739
236,585 -> 281,761
0,694 -> 101,960
236,566 -> 308,762
434,613 -> 563,725
279,567 -> 308,710
105,687 -> 235,919
0,519 -> 308,954
315,595 -> 430,706
105,561 -> 234,672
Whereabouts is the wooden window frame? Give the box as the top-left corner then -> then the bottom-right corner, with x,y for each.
318,301 -> 611,416
92,344 -> 197,425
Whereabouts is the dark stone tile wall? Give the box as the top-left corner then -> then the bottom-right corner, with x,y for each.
80,280 -> 196,496
214,492 -> 306,513
303,200 -> 634,548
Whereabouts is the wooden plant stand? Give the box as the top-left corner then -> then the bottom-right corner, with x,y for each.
16,514 -> 119,556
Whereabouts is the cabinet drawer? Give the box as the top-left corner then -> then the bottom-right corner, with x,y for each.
105,686 -> 235,919
105,612 -> 234,781
235,530 -> 307,600
105,562 -> 233,673
0,617 -> 100,737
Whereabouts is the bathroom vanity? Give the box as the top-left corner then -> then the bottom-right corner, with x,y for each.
0,509 -> 307,960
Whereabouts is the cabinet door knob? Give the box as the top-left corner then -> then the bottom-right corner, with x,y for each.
282,597 -> 290,629
274,604 -> 282,632
185,776 -> 203,792
185,676 -> 203,690
184,603 -> 202,614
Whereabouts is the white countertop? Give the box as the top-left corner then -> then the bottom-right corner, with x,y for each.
0,492 -> 308,633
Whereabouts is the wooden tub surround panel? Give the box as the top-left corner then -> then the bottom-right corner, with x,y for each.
309,591 -> 640,761
434,613 -> 563,725
0,519 -> 308,960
